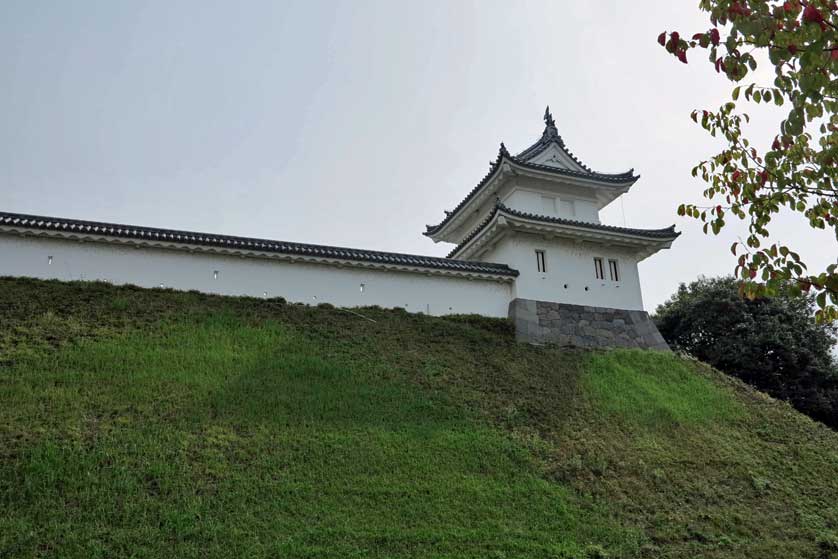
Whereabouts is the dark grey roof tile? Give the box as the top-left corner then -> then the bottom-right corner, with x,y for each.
425,145 -> 638,237
448,202 -> 680,258
0,211 -> 519,278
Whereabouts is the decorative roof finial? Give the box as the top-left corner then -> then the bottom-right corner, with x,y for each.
543,106 -> 556,128
499,142 -> 510,157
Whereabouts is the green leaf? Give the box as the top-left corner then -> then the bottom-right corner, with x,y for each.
817,291 -> 827,309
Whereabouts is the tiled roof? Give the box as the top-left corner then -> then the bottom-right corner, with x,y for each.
0,211 -> 519,278
513,156 -> 636,183
424,136 -> 638,237
448,201 -> 680,258
518,107 -> 633,177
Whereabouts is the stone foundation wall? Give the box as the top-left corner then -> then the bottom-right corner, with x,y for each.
508,298 -> 670,350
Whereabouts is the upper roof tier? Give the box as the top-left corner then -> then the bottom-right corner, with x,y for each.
514,106 -> 635,176
425,107 -> 639,242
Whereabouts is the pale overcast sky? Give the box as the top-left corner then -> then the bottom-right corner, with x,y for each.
1,0 -> 834,311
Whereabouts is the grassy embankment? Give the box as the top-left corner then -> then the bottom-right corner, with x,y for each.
1,277 -> 837,558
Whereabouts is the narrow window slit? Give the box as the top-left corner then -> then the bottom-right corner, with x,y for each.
594,257 -> 604,280
608,259 -> 620,282
535,250 -> 547,273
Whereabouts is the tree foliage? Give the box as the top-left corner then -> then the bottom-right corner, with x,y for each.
658,0 -> 838,321
655,276 -> 838,428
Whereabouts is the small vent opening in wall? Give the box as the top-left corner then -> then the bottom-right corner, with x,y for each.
213,270 -> 219,280
47,256 -> 53,265
594,257 -> 605,280
360,283 -> 365,293
535,250 -> 547,273
608,259 -> 620,282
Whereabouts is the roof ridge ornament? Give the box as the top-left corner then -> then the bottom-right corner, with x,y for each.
543,106 -> 556,128
541,105 -> 561,142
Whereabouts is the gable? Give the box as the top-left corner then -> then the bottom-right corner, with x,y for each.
524,143 -> 588,173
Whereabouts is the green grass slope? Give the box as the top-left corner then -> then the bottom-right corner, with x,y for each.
1,277 -> 837,559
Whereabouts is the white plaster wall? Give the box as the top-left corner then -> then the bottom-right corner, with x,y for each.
481,232 -> 645,310
444,177 -> 607,243
0,235 -> 513,317
572,200 -> 600,223
503,189 -> 600,223
504,190 -> 544,215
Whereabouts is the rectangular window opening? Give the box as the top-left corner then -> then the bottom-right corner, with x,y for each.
608,259 -> 620,282
559,199 -> 576,217
536,250 -> 547,273
594,257 -> 604,280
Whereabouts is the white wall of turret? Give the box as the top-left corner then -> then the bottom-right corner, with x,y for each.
501,189 -> 600,223
480,233 -> 645,310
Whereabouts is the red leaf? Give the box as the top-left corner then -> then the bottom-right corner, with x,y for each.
677,49 -> 688,63
692,32 -> 704,40
803,5 -> 824,23
710,28 -> 720,45
728,2 -> 752,17
657,31 -> 666,46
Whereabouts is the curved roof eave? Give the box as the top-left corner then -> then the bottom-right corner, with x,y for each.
424,146 -> 638,238
446,202 -> 680,259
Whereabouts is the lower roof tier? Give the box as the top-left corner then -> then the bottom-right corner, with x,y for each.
448,202 -> 680,260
